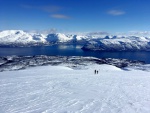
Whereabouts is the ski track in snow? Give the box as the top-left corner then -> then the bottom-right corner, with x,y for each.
0,65 -> 150,113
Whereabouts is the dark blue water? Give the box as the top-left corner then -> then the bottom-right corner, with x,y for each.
0,45 -> 150,63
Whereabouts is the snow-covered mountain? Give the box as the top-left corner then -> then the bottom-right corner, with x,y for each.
0,30 -> 88,46
0,30 -> 116,46
0,30 -> 48,46
1,30 -> 150,51
82,35 -> 150,51
46,33 -> 88,43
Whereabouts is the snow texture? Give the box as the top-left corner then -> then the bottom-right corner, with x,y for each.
0,63 -> 150,113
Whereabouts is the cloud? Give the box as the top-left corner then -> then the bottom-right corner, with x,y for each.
26,28 -> 57,34
41,28 -> 57,34
107,10 -> 125,16
129,31 -> 150,36
21,4 -> 70,19
87,31 -> 109,36
115,31 -> 150,37
50,14 -> 70,19
21,5 -> 62,13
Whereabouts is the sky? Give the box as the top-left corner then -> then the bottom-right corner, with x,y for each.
1,0 -> 150,35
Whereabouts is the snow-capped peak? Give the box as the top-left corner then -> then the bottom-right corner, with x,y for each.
0,30 -> 25,38
0,30 -> 47,45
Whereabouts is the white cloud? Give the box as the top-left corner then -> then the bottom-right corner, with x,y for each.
107,10 -> 125,16
22,4 -> 71,19
129,31 -> 150,36
115,31 -> 150,37
21,5 -> 62,13
51,14 -> 70,19
26,28 -> 57,34
87,31 -> 109,35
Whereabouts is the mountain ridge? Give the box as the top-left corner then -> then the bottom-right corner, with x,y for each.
1,30 -> 150,51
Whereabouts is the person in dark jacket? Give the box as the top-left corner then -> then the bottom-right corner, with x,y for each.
94,70 -> 96,74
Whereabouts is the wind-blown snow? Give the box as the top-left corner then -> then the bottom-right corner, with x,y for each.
0,64 -> 150,113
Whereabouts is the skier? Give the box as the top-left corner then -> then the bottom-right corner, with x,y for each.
94,70 -> 96,74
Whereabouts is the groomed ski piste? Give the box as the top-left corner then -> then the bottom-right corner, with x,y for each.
0,63 -> 150,113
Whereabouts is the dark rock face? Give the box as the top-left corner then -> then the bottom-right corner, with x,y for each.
0,55 -> 145,72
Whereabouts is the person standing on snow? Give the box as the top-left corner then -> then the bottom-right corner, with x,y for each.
94,70 -> 96,74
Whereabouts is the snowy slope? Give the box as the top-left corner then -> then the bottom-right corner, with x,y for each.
0,64 -> 150,113
82,36 -> 150,51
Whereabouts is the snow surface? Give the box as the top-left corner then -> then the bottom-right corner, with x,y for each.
0,64 -> 150,113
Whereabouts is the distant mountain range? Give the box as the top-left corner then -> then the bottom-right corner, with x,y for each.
1,30 -> 150,51
0,30 -> 88,46
82,35 -> 150,51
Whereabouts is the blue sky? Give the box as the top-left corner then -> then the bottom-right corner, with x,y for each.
1,0 -> 150,34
